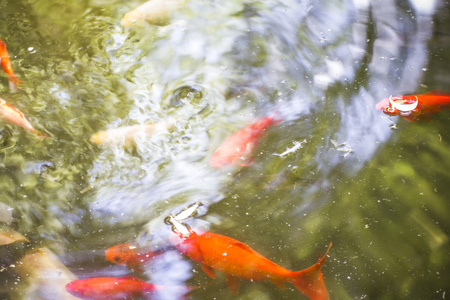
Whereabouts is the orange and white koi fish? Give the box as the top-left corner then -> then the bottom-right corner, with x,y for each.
0,97 -> 48,137
121,0 -> 186,27
90,122 -> 172,147
210,109 -> 282,168
170,229 -> 331,300
105,243 -> 163,273
0,38 -> 23,90
376,90 -> 450,121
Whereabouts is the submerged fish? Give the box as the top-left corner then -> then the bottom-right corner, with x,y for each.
66,276 -> 196,300
0,240 -> 32,269
66,276 -> 158,300
0,97 -> 48,137
210,109 -> 282,168
90,122 -> 172,147
375,90 -> 450,121
0,38 -> 23,90
121,0 -> 186,27
105,243 -> 163,273
170,229 -> 331,299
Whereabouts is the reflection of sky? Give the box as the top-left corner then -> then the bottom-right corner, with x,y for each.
313,0 -> 437,176
87,0 -> 438,225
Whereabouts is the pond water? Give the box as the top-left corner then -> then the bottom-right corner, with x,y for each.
0,0 -> 449,299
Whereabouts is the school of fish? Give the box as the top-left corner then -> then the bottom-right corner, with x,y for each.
2,2 -> 449,300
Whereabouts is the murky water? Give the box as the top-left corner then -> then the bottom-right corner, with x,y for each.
0,0 -> 449,299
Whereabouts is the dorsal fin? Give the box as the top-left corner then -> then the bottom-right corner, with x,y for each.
230,242 -> 282,268
119,276 -> 142,281
424,89 -> 450,96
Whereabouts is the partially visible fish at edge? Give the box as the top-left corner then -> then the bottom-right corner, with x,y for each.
121,0 -> 186,27
0,38 -> 23,91
66,276 -> 199,300
376,90 -> 450,121
0,97 -> 49,138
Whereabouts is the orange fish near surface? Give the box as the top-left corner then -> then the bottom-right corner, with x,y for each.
0,38 -> 23,89
66,276 -> 159,300
376,90 -> 450,121
0,97 -> 48,137
170,229 -> 331,300
210,109 -> 282,168
105,243 -> 163,273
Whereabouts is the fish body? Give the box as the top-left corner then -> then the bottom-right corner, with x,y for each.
0,240 -> 32,269
210,112 -> 281,168
66,276 -> 158,300
105,243 -> 163,273
0,97 -> 48,137
90,122 -> 172,147
121,0 -> 185,27
0,39 -> 23,89
170,229 -> 331,300
376,90 -> 450,121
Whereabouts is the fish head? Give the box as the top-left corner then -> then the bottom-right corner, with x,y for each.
105,243 -> 135,265
89,131 -> 106,145
66,279 -> 96,299
249,116 -> 280,132
170,229 -> 204,262
209,152 -> 229,168
376,95 -> 420,116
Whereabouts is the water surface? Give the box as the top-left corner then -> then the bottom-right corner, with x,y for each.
0,0 -> 449,299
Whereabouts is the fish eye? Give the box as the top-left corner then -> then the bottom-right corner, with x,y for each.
385,107 -> 395,113
114,256 -> 121,262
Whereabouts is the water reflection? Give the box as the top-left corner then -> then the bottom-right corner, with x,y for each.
0,0 -> 447,299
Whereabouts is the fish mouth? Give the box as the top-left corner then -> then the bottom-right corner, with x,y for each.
389,95 -> 418,112
375,98 -> 390,111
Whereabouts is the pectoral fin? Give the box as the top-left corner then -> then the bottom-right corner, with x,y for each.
237,158 -> 254,167
201,263 -> 216,279
271,280 -> 286,290
225,274 -> 240,295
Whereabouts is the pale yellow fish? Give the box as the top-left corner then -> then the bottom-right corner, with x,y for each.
90,122 -> 172,147
121,0 -> 186,27
0,97 -> 48,137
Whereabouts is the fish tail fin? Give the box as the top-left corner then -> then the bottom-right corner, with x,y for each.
8,79 -> 20,92
35,130 -> 50,139
291,243 -> 331,300
9,75 -> 23,85
270,102 -> 283,124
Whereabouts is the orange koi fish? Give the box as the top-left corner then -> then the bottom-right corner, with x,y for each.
66,276 -> 196,300
0,38 -> 23,89
0,97 -> 48,137
376,90 -> 450,121
66,276 -> 159,300
105,243 -> 163,273
170,229 -> 331,300
210,109 -> 282,168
